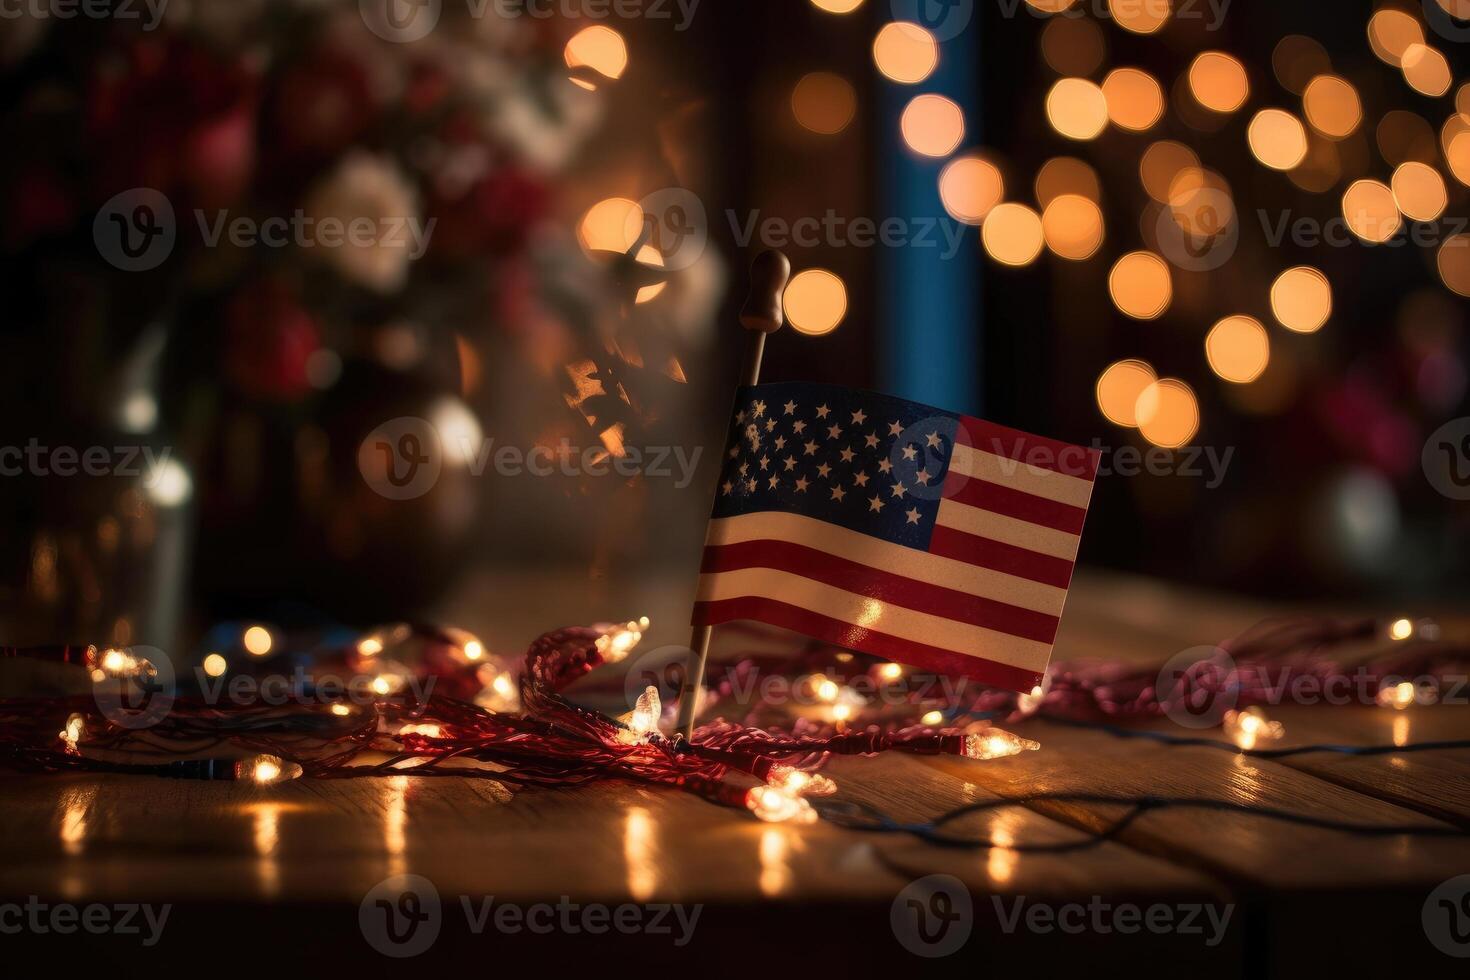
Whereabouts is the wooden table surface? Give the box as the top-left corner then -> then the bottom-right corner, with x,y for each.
2,570 -> 1468,975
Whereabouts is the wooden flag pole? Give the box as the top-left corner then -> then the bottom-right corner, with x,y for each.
677,249 -> 791,740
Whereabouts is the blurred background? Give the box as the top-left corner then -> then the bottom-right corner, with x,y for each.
0,0 -> 1467,659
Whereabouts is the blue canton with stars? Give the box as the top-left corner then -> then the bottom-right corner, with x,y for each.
711,382 -> 961,552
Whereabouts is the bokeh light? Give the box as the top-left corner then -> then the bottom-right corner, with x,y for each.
1438,235 -> 1470,296
1341,179 -> 1402,244
811,0 -> 864,11
1270,267 -> 1332,333
1206,316 -> 1270,383
791,72 -> 856,135
1036,156 -> 1101,206
1188,52 -> 1250,114
1108,251 -> 1172,320
1247,109 -> 1309,171
1286,135 -> 1342,193
939,156 -> 1005,225
1368,9 -> 1424,66
900,94 -> 965,156
1302,75 -> 1361,139
873,22 -> 938,84
1378,110 -> 1437,166
1166,168 -> 1235,241
1391,162 -> 1447,221
1136,379 -> 1200,449
784,269 -> 848,335
1026,0 -> 1080,10
578,197 -> 642,254
982,203 -> 1045,267
1140,140 -> 1200,201
1041,194 -> 1105,260
564,26 -> 628,87
1109,0 -> 1169,34
1102,68 -> 1165,132
1272,35 -> 1331,94
1041,15 -> 1106,76
1046,78 -> 1109,140
1402,43 -> 1452,97
1096,359 -> 1157,427
1442,116 -> 1470,186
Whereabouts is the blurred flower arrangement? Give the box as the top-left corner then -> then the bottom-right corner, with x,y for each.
0,0 -> 708,628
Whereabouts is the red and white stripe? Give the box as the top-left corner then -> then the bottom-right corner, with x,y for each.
693,417 -> 1097,692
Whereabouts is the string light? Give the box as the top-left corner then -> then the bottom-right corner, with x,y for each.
746,785 -> 818,824
1041,194 -> 1105,260
768,766 -> 837,797
624,685 -> 663,743
1341,179 -> 1402,244
963,729 -> 1040,761
1390,162 -> 1447,221
462,639 -> 485,662
595,619 -> 648,662
242,755 -> 303,784
920,709 -> 945,726
1187,52 -> 1250,114
938,155 -> 1005,225
357,636 -> 383,657
59,713 -> 84,754
202,653 -> 228,678
1102,67 -> 1164,132
1247,109 -> 1309,171
1222,707 -> 1284,750
1302,75 -> 1362,140
1108,251 -> 1171,320
564,26 -> 627,90
877,663 -> 903,682
1389,617 -> 1415,641
1376,681 -> 1420,710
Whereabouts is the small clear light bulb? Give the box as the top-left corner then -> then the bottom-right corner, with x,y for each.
769,766 -> 837,797
239,755 -> 303,784
963,728 -> 1041,760
746,785 -> 818,824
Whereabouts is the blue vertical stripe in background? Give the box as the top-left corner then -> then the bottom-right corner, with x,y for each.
878,6 -> 981,416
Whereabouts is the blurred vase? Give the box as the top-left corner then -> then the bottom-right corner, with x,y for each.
0,323 -> 192,650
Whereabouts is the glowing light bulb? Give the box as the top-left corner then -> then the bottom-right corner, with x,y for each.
463,639 -> 484,661
769,766 -> 838,797
963,729 -> 1040,760
920,709 -> 945,726
492,674 -> 515,698
1377,681 -> 1420,710
357,636 -> 384,657
1388,618 -> 1414,641
101,649 -> 130,674
202,653 -> 227,678
59,713 -> 85,754
628,685 -> 662,740
814,678 -> 840,702
831,702 -> 853,722
241,755 -> 302,784
745,785 -> 818,824
243,626 -> 273,657
878,663 -> 903,682
331,704 -> 352,717
596,620 -> 645,662
1222,707 -> 1284,749
398,724 -> 443,738
371,676 -> 393,697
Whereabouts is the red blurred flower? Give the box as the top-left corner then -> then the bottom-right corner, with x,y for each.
224,278 -> 322,402
88,36 -> 259,208
430,164 -> 550,259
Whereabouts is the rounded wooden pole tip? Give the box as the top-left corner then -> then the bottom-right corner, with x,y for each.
739,249 -> 791,334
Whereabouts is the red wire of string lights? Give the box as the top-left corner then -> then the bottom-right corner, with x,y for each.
0,614 -> 1463,821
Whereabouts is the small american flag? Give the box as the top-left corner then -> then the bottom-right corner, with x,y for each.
693,382 -> 1099,693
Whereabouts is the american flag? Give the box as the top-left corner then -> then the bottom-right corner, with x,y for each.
693,382 -> 1099,693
